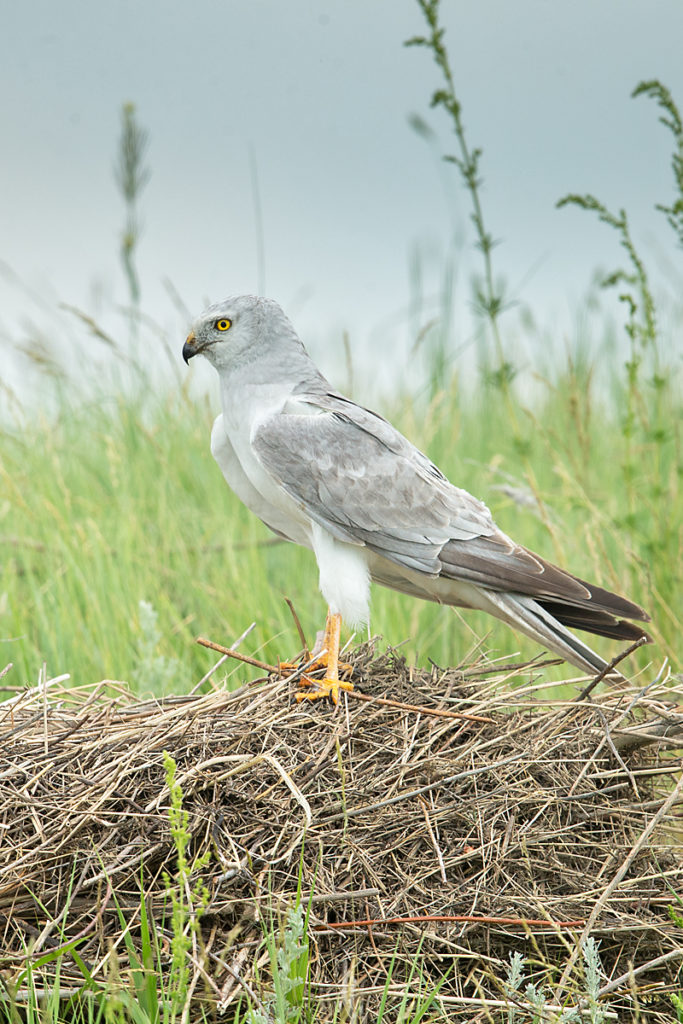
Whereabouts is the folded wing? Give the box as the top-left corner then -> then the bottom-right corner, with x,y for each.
252,390 -> 650,642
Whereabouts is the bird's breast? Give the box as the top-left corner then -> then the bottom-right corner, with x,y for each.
217,393 -> 313,547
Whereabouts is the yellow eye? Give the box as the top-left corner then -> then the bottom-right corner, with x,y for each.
215,318 -> 232,332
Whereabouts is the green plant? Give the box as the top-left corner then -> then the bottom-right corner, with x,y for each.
0,881 -> 103,1024
406,0 -> 510,381
115,102 -> 150,316
667,897 -> 683,1021
555,195 -> 659,543
160,750 -> 211,1023
633,80 -> 683,247
503,939 -> 607,1023
246,904 -> 309,1024
672,993 -> 683,1023
375,942 -> 447,1023
105,752 -> 211,1024
556,80 -> 682,641
132,601 -> 180,695
581,938 -> 607,1024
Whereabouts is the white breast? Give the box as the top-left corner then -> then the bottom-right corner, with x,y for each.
210,414 -> 311,546
216,383 -> 371,626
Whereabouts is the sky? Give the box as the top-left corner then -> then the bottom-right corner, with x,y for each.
2,0 -> 682,404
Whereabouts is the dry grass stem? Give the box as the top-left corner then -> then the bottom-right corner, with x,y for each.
1,639 -> 682,1021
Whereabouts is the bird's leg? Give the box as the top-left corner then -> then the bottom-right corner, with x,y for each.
293,610 -> 353,705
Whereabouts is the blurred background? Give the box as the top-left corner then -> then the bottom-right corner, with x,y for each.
2,0 -> 683,396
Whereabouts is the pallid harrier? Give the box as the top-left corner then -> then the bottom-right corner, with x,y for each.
183,295 -> 650,702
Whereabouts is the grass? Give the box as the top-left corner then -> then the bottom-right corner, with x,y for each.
1,318 -> 679,692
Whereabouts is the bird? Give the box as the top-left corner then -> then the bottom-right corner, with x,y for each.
183,295 -> 651,703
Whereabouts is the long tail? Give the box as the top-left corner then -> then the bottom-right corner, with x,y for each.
483,591 -> 650,679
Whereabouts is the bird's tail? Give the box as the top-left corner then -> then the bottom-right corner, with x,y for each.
482,591 -> 649,680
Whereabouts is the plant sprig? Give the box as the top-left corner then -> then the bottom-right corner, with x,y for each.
115,102 -> 150,314
406,0 -> 510,381
633,79 -> 683,247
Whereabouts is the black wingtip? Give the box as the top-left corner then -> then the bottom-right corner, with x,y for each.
538,600 -> 653,643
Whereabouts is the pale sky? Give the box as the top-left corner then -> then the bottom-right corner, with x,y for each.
2,0 -> 682,403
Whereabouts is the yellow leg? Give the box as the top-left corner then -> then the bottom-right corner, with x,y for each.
294,610 -> 353,705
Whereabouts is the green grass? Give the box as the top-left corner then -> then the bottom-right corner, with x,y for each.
2,18 -> 681,696
1,334 -> 679,693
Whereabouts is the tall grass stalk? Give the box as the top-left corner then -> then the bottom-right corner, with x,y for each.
161,751 -> 211,1023
633,80 -> 683,246
115,102 -> 150,325
557,79 -> 682,636
406,0 -> 513,393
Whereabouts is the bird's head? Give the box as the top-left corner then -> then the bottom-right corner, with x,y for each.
183,295 -> 296,372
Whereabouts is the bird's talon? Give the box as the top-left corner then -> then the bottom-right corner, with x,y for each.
295,675 -> 354,705
277,659 -> 301,676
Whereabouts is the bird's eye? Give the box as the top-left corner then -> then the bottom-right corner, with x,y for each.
215,318 -> 232,332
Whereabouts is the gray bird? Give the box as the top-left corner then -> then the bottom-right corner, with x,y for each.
183,295 -> 650,702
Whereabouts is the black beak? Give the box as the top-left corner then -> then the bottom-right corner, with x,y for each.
182,332 -> 197,365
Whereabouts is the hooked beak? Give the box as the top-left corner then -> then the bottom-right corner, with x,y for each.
182,331 -> 198,365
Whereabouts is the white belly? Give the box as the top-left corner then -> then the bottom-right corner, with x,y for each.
311,522 -> 370,627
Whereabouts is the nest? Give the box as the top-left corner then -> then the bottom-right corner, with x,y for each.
1,641 -> 683,1021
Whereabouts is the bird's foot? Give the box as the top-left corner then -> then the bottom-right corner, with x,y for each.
278,650 -> 354,705
295,656 -> 354,705
279,609 -> 353,705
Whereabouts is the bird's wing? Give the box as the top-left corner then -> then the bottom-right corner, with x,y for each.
252,390 -> 649,620
252,392 -> 494,574
251,391 -> 515,578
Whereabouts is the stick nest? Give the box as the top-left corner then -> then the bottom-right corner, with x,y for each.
1,642 -> 683,1021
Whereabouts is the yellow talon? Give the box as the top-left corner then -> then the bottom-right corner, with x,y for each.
281,610 -> 354,705
296,673 -> 353,705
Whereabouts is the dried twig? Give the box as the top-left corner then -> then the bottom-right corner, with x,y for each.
312,912 -> 585,931
284,597 -> 309,656
195,635 -> 277,673
575,636 -> 650,700
345,688 -> 493,723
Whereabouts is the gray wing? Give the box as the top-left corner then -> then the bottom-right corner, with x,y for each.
253,390 -> 651,626
253,392 -> 493,575
252,391 -> 592,603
